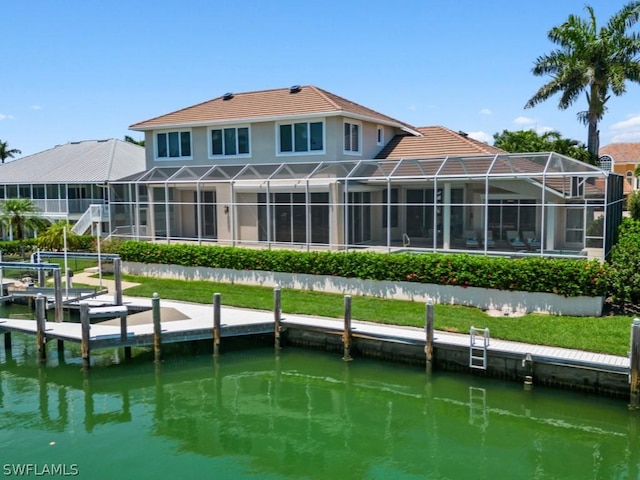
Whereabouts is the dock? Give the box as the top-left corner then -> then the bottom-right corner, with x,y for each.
0,291 -> 637,403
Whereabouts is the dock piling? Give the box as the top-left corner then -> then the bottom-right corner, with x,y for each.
119,309 -> 130,359
342,295 -> 352,361
274,286 -> 281,350
35,294 -> 46,363
425,300 -> 434,373
114,258 -> 123,306
152,293 -> 161,364
630,318 -> 640,408
53,269 -> 64,352
3,332 -> 11,351
213,293 -> 221,358
80,303 -> 90,370
53,268 -> 63,323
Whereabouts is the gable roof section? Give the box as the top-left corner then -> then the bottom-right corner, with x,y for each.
0,139 -> 146,183
376,126 -> 506,159
599,142 -> 640,163
130,85 -> 418,133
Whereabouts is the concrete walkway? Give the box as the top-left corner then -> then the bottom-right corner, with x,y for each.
70,268 -> 140,293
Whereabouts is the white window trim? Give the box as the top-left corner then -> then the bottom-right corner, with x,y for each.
376,125 -> 384,146
343,120 -> 362,156
275,119 -> 326,157
208,125 -> 252,159
154,129 -> 193,161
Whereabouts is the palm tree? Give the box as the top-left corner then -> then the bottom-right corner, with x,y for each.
524,1 -> 640,160
0,140 -> 22,163
0,199 -> 45,258
36,220 -> 80,252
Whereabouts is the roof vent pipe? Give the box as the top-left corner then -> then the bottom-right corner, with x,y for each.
290,85 -> 301,93
222,92 -> 234,100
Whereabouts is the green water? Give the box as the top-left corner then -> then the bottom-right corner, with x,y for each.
0,313 -> 639,479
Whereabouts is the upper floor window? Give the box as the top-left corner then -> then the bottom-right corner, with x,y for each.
376,125 -> 384,146
344,121 -> 361,154
156,130 -> 191,159
278,121 -> 324,154
210,126 -> 250,157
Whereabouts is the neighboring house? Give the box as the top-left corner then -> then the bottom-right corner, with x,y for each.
599,142 -> 640,194
0,139 -> 145,236
109,85 -> 622,260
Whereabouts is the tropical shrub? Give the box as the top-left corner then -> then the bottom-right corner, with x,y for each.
0,238 -> 38,257
112,240 -> 611,298
36,221 -> 81,251
607,218 -> 640,307
628,191 -> 640,221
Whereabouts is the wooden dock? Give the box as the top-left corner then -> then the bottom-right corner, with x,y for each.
0,292 -> 636,401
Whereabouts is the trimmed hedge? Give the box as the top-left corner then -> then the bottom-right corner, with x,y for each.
0,235 -> 95,257
608,218 -> 640,306
0,239 -> 38,256
114,240 -> 611,298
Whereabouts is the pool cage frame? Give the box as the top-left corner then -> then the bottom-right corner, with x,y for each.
108,152 -> 624,260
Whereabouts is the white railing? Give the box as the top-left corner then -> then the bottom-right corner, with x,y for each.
72,204 -> 108,235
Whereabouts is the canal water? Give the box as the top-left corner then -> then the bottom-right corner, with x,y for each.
0,309 -> 639,479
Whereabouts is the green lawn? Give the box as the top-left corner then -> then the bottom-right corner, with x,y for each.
119,274 -> 634,357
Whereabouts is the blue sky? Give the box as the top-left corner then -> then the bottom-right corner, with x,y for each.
2,0 -> 640,158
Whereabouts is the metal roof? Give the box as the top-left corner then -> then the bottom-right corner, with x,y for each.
0,139 -> 146,184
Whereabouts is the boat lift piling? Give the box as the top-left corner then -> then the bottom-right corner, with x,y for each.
425,300 -> 435,373
213,293 -> 221,358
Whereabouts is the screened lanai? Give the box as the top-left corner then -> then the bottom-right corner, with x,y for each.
108,152 -> 624,260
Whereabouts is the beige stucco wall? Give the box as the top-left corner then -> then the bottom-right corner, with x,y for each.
144,115 -> 402,170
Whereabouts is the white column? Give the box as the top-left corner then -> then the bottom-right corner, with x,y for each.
443,183 -> 451,250
545,204 -> 555,251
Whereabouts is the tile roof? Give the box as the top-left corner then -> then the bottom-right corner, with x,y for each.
130,85 -> 417,132
375,126 -> 506,159
0,139 -> 146,183
599,143 -> 640,163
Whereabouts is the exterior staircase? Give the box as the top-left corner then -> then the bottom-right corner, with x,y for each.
72,204 -> 108,235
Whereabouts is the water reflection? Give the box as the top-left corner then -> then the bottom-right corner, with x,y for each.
0,338 -> 638,479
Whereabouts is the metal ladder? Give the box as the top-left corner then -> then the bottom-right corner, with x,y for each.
470,326 -> 490,370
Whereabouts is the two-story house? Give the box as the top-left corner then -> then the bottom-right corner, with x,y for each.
110,85 -> 623,259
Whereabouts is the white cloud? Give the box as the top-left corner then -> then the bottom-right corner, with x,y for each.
0,113 -> 15,121
30,105 -> 43,110
611,114 -> 640,131
467,131 -> 493,143
407,104 -> 417,111
513,116 -> 536,126
612,131 -> 640,142
609,114 -> 640,143
536,125 -> 555,134
479,108 -> 492,115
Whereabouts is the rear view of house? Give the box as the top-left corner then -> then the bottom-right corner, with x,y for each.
108,85 -> 623,260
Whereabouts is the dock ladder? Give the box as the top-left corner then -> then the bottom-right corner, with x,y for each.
470,326 -> 490,370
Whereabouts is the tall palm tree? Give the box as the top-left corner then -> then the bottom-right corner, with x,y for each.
0,140 -> 22,163
0,199 -> 45,258
524,1 -> 640,160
